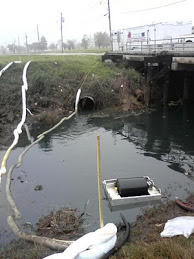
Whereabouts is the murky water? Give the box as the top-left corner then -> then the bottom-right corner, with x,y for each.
0,106 -> 194,249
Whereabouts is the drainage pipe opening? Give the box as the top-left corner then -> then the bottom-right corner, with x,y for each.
78,96 -> 95,111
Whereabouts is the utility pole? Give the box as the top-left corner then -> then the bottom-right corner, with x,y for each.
60,12 -> 65,53
37,24 -> 40,42
13,40 -> 16,54
107,0 -> 113,51
18,36 -> 20,47
25,33 -> 29,53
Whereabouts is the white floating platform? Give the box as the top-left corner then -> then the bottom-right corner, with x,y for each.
102,178 -> 161,208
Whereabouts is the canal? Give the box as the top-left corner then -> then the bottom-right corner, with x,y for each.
0,105 -> 194,249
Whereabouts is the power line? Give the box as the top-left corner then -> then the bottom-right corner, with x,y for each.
122,0 -> 188,14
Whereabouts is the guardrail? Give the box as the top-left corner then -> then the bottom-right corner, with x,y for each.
116,36 -> 194,53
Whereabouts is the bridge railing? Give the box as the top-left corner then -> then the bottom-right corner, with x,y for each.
124,36 -> 194,53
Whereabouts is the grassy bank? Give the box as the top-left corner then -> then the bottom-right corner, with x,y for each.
1,197 -> 194,259
0,54 -> 144,106
112,196 -> 194,259
0,54 -> 145,146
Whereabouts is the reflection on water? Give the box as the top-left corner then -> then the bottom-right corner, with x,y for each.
120,106 -> 194,177
87,105 -> 194,178
0,105 -> 194,249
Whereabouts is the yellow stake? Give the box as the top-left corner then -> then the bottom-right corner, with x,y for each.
97,135 -> 104,228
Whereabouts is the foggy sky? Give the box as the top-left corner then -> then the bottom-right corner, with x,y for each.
0,0 -> 194,46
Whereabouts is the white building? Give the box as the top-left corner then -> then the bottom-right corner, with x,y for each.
112,21 -> 193,52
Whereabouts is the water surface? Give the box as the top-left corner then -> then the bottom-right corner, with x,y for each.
0,106 -> 194,249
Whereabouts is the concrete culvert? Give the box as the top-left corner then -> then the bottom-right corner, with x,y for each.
78,96 -> 95,111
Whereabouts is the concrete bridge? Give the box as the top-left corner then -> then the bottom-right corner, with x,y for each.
102,43 -> 194,106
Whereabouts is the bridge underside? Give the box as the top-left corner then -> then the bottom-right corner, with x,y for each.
102,52 -> 194,105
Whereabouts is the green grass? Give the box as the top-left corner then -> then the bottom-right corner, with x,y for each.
0,54 -> 121,89
111,237 -> 194,259
0,54 -> 117,81
0,240 -> 53,259
60,47 -> 110,53
0,54 -> 144,111
0,49 -> 109,63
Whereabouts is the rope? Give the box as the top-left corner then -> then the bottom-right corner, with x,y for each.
4,97 -> 81,250
6,165 -> 21,219
0,59 -> 97,176
4,87 -> 81,249
0,61 -> 31,181
0,61 -> 21,77
7,215 -> 73,250
0,59 -> 102,250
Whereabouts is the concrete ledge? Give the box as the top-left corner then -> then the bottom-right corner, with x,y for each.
172,57 -> 194,64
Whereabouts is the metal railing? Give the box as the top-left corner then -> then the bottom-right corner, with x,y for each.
116,36 -> 194,53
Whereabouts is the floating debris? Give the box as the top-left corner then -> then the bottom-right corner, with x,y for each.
36,208 -> 83,239
34,185 -> 43,191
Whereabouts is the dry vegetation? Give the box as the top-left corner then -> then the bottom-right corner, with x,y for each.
111,195 -> 194,259
36,208 -> 84,239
